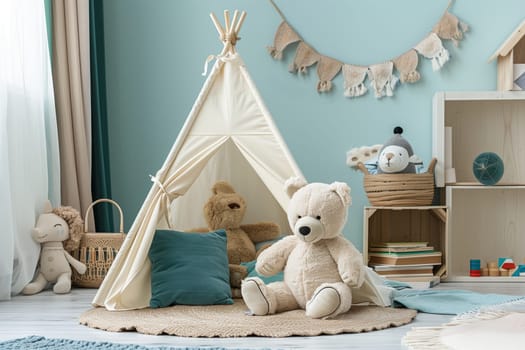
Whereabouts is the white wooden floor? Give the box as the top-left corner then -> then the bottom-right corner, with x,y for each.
1,283 -> 524,350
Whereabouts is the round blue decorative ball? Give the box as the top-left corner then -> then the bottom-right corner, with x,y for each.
472,152 -> 504,185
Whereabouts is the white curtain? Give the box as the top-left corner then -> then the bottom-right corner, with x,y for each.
0,0 -> 60,299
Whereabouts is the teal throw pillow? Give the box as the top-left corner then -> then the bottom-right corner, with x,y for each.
149,229 -> 233,308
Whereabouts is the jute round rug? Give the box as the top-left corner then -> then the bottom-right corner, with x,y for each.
80,300 -> 417,337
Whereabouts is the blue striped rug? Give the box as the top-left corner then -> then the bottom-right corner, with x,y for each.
0,336 -> 273,350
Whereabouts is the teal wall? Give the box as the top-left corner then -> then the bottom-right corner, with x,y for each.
102,0 -> 525,249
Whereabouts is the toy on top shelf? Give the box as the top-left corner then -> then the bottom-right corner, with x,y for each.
472,152 -> 504,186
377,127 -> 422,174
347,127 -> 437,206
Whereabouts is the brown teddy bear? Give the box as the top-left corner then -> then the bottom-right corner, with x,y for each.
193,181 -> 281,296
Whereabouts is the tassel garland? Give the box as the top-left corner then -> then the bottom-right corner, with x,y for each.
267,1 -> 468,99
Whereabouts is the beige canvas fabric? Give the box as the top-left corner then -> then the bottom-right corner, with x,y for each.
93,14 -> 394,311
93,41 -> 305,311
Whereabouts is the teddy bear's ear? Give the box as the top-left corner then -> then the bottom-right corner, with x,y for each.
284,176 -> 308,198
329,182 -> 352,206
212,181 -> 235,194
42,200 -> 53,214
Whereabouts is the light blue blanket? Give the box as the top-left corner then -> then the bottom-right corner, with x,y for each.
388,281 -> 525,315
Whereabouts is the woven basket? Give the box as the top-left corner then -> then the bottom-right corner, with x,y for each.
72,199 -> 125,288
358,158 -> 437,207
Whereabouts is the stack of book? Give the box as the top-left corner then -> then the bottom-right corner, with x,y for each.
368,242 -> 442,284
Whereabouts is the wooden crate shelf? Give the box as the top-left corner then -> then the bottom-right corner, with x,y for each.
363,206 -> 447,279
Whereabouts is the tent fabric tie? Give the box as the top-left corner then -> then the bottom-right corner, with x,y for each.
149,175 -> 175,228
201,52 -> 238,76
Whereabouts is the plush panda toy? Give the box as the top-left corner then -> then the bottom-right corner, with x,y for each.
376,127 -> 420,174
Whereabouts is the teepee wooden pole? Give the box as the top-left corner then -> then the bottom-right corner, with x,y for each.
230,10 -> 239,35
223,10 -> 231,34
234,11 -> 247,35
210,12 -> 224,38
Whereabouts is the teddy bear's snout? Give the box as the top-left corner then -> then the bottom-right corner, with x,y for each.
228,203 -> 240,210
298,226 -> 311,236
294,216 -> 324,242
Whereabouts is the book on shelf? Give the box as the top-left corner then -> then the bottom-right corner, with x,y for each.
371,264 -> 435,276
368,250 -> 442,266
370,241 -> 429,248
369,245 -> 435,253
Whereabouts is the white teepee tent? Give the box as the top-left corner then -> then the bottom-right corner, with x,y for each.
93,10 -> 305,310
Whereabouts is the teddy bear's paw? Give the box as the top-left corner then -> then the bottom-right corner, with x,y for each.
230,271 -> 244,288
53,276 -> 71,294
257,257 -> 284,276
22,274 -> 47,295
257,263 -> 274,276
231,287 -> 243,299
22,283 -> 42,295
241,278 -> 271,316
306,286 -> 342,319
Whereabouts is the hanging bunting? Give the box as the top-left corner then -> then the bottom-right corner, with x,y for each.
317,56 -> 343,92
433,10 -> 469,47
289,42 -> 320,74
414,32 -> 450,71
343,64 -> 368,98
393,50 -> 420,84
267,21 -> 301,60
368,62 -> 398,98
267,0 -> 468,99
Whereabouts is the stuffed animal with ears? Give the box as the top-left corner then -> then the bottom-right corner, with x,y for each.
22,201 -> 86,295
194,181 -> 281,295
376,126 -> 421,174
241,177 -> 366,319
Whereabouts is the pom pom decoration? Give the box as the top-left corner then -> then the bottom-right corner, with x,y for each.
472,152 -> 504,185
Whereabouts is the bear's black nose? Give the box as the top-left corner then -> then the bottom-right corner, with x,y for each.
228,203 -> 240,209
299,226 -> 310,236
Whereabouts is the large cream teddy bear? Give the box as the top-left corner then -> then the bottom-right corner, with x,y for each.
241,177 -> 372,319
23,200 -> 86,295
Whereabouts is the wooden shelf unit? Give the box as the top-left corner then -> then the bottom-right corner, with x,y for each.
363,206 -> 448,279
433,91 -> 525,282
445,186 -> 525,282
433,91 -> 525,187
